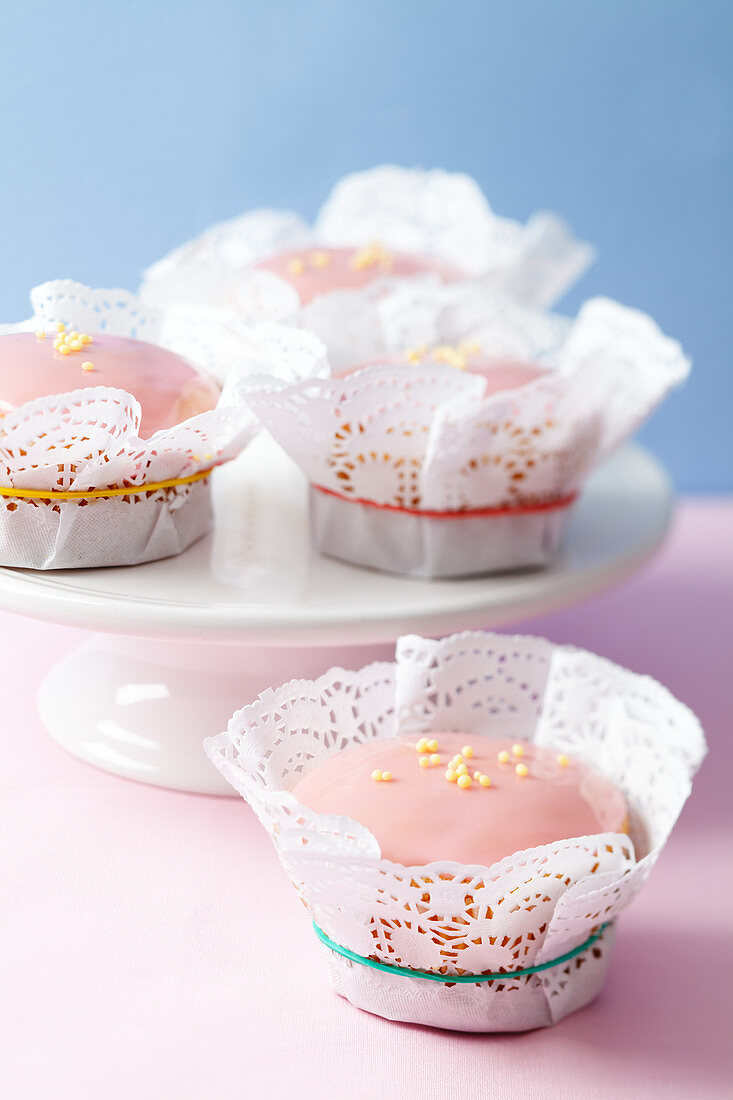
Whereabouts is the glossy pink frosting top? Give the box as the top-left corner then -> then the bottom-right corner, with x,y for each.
336,353 -> 549,396
459,357 -> 548,395
254,246 -> 461,305
0,332 -> 220,438
291,733 -> 628,867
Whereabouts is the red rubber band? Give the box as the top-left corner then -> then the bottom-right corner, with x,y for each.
312,484 -> 578,519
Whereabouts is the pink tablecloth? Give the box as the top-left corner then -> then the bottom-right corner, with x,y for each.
2,498 -> 731,1100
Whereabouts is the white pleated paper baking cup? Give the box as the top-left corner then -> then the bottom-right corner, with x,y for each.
0,479 -> 211,570
320,920 -> 617,1033
309,486 -> 575,577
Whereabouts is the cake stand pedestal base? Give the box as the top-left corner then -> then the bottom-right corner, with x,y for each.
38,635 -> 390,795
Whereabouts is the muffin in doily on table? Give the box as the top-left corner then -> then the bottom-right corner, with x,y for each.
205,630 -> 705,1033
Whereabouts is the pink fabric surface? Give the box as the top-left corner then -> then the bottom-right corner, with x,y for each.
2,497 -> 731,1100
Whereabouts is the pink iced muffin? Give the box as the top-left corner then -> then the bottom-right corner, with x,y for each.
291,733 -> 628,867
254,244 -> 461,305
0,329 -> 220,438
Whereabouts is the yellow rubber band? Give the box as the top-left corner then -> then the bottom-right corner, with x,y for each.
0,466 -> 214,501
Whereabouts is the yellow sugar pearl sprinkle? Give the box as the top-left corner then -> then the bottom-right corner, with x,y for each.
512,744 -> 525,758
429,753 -> 441,766
35,330 -> 46,340
287,258 -> 305,275
433,344 -> 467,370
426,739 -> 438,753
56,322 -> 66,333
58,344 -> 71,355
473,771 -> 481,780
462,745 -> 473,758
67,331 -> 79,341
381,771 -> 392,782
515,763 -> 529,778
497,750 -> 511,764
415,737 -> 429,753
556,753 -> 570,767
405,344 -> 428,363
419,755 -> 431,768
455,763 -> 468,776
479,774 -> 492,787
445,768 -> 457,782
81,361 -> 94,371
310,250 -> 330,268
81,333 -> 92,345
452,754 -> 463,764
69,340 -> 82,351
349,242 -> 392,270
371,769 -> 383,782
457,774 -> 472,789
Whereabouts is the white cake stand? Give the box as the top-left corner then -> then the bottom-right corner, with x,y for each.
0,438 -> 672,794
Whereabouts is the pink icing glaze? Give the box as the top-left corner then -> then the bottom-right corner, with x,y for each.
0,332 -> 220,439
254,246 -> 461,305
335,353 -> 548,396
465,357 -> 548,395
291,733 -> 628,867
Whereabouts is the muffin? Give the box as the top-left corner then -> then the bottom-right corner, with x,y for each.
240,295 -> 690,577
140,165 -> 594,319
0,280 -> 267,569
205,630 -> 705,1032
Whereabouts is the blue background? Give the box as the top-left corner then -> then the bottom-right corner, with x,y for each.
1,1 -> 730,490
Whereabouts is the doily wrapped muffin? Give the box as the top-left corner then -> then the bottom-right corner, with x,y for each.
140,165 -> 594,319
205,630 -> 705,1033
0,281 -> 323,570
239,293 -> 690,577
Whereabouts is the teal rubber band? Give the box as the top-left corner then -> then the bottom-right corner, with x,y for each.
313,920 -> 610,985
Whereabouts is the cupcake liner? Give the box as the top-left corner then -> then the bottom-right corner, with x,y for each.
310,485 -> 570,577
140,166 -> 594,317
241,296 -> 689,577
0,282 -> 323,569
205,630 -> 705,1032
0,478 -> 210,569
